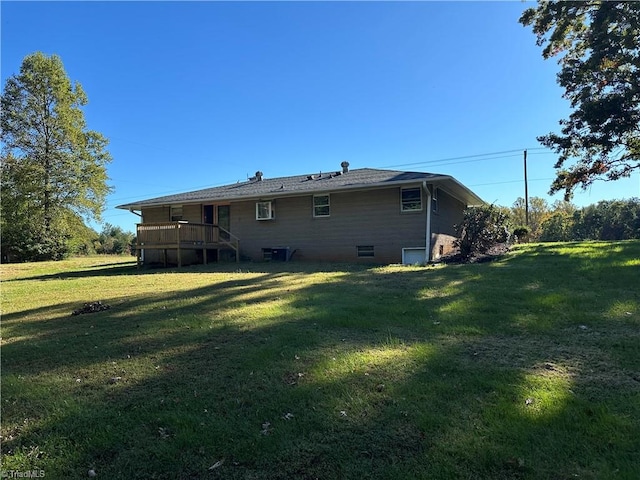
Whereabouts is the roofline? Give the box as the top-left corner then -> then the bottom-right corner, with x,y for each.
437,175 -> 485,206
117,174 -> 482,210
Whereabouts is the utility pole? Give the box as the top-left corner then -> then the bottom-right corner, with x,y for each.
524,149 -> 529,226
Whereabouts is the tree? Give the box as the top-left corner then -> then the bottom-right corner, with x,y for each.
572,199 -> 640,241
520,2 -> 640,200
1,52 -> 112,261
95,224 -> 136,255
510,196 -> 550,240
454,205 -> 509,260
539,212 -> 575,242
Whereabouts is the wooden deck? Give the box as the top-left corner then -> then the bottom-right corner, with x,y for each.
135,222 -> 240,267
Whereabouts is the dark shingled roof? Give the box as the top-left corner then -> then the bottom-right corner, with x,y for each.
116,168 -> 484,210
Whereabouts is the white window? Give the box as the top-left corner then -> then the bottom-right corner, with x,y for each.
256,201 -> 274,220
170,205 -> 183,221
401,187 -> 422,212
313,195 -> 330,217
356,245 -> 375,257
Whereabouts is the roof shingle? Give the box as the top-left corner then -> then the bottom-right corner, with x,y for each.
116,168 -> 482,210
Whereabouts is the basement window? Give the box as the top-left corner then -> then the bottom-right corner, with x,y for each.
256,201 -> 274,220
313,194 -> 330,217
401,187 -> 422,212
356,245 -> 375,258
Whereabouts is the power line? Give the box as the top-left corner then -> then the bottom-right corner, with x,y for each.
380,147 -> 548,169
105,147 -> 554,206
407,153 -> 522,169
468,177 -> 554,188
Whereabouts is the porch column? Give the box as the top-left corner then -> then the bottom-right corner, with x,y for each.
176,223 -> 182,268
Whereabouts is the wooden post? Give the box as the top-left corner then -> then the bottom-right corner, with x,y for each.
524,149 -> 529,226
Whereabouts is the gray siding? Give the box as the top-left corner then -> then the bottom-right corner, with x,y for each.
142,206 -> 170,223
142,204 -> 202,223
231,186 -> 426,263
430,187 -> 465,258
138,183 -> 466,265
431,187 -> 464,236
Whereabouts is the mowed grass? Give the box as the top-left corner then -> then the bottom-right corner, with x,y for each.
1,242 -> 639,480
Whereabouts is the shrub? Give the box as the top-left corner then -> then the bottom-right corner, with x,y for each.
455,205 -> 509,260
512,226 -> 531,243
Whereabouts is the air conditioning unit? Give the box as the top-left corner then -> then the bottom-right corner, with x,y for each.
271,247 -> 291,261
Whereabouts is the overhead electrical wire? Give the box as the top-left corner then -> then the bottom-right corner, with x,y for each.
103,147 -> 556,215
380,147 -> 548,169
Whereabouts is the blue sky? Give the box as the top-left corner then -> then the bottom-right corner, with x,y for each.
2,1 -> 638,233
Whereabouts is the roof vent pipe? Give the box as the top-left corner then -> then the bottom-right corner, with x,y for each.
341,161 -> 349,173
255,171 -> 263,181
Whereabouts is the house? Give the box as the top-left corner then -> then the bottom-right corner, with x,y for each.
116,163 -> 484,266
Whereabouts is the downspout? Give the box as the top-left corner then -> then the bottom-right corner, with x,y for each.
130,209 -> 143,265
422,182 -> 432,263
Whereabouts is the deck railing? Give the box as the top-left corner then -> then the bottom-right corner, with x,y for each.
136,222 -> 239,264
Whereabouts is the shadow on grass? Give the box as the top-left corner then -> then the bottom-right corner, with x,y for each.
2,242 -> 639,479
2,262 -> 141,282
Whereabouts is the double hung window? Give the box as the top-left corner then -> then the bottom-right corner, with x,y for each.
401,188 -> 422,212
313,195 -> 330,217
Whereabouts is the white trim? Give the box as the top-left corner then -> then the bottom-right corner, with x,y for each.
313,194 -> 330,217
256,201 -> 274,220
400,186 -> 423,212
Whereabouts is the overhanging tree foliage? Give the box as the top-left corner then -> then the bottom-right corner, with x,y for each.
520,1 -> 640,200
1,52 -> 112,261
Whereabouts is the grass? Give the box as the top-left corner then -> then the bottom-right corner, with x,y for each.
1,242 -> 639,479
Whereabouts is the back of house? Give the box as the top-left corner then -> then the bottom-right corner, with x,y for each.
116,164 -> 484,267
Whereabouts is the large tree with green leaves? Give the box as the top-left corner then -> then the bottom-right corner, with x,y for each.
1,52 -> 112,261
520,1 -> 640,200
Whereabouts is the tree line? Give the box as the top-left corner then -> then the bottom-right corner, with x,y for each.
455,198 -> 640,260
508,197 -> 640,243
3,0 -> 638,263
2,222 -> 136,262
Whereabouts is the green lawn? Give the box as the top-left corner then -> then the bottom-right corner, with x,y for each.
1,242 -> 639,479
